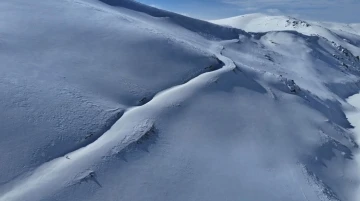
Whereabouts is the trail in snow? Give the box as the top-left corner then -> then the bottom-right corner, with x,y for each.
0,40 -> 238,201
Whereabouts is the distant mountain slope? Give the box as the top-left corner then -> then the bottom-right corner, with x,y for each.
313,21 -> 360,36
211,14 -> 360,56
210,13 -> 360,37
1,1 -> 360,201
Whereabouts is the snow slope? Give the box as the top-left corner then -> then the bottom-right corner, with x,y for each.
211,14 -> 360,57
1,1 -> 360,201
0,0 -> 224,184
346,92 -> 360,200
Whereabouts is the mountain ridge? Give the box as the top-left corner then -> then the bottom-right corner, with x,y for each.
1,1 -> 360,201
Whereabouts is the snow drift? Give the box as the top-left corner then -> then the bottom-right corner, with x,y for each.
1,1 -> 360,201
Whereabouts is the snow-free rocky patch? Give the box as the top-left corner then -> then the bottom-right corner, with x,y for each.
1,1 -> 360,201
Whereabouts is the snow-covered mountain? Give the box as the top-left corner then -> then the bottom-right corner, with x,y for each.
211,13 -> 360,58
1,1 -> 360,201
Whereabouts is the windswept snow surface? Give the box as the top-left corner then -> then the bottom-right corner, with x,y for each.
1,1 -> 360,201
211,14 -> 360,57
346,93 -> 360,201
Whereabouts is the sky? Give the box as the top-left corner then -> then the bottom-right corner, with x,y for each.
136,0 -> 360,23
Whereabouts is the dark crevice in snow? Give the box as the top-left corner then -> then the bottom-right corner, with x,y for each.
181,56 -> 224,84
135,57 -> 224,106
